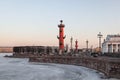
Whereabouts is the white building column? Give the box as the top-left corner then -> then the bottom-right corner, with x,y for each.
116,44 -> 118,53
113,44 -> 116,53
108,44 -> 111,53
118,44 -> 120,52
105,44 -> 108,53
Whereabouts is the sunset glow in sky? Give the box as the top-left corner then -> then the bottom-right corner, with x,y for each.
0,0 -> 120,48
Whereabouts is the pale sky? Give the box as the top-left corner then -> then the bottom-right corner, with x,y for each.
0,0 -> 120,48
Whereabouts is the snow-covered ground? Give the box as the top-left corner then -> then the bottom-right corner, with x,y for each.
0,53 -> 119,80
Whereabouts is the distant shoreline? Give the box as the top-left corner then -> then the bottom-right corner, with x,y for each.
0,47 -> 13,53
0,52 -> 13,53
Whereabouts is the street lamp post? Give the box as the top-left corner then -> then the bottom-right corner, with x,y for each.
97,32 -> 103,53
86,40 -> 88,52
70,37 -> 73,52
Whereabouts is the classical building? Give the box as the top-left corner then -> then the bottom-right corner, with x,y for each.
102,34 -> 120,53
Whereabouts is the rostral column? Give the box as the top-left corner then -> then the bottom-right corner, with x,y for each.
57,20 -> 66,53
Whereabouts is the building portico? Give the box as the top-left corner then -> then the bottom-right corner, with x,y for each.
102,35 -> 120,53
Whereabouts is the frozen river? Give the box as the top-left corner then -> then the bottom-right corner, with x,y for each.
0,53 -> 119,80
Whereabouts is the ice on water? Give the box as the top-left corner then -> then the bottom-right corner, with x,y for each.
0,53 -> 119,80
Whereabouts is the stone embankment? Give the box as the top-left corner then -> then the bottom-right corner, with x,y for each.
29,56 -> 120,79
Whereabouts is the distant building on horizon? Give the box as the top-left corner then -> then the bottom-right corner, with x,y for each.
102,34 -> 120,53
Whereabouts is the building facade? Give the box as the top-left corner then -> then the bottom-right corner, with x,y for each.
13,46 -> 59,55
102,35 -> 120,53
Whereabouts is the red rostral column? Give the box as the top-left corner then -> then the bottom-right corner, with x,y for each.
57,20 -> 66,52
75,40 -> 78,51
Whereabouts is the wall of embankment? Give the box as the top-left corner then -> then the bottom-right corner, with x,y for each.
29,56 -> 120,79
